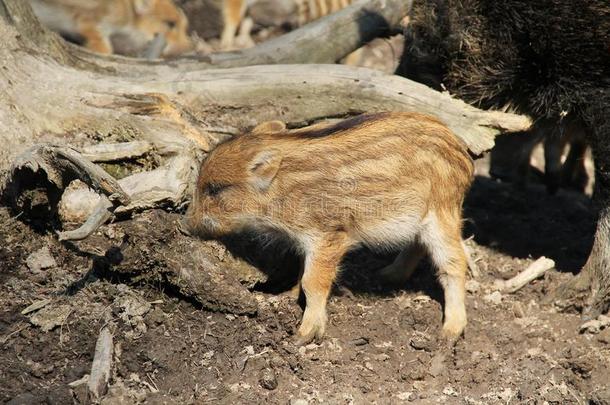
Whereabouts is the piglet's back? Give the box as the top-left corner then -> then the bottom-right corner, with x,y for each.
269,112 -> 473,196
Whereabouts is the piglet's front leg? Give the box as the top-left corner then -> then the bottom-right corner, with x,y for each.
295,232 -> 351,346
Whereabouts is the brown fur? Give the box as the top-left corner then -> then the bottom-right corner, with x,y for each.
185,112 -> 474,344
29,0 -> 192,56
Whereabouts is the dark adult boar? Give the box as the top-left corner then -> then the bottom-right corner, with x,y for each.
185,112 -> 474,344
396,0 -> 610,313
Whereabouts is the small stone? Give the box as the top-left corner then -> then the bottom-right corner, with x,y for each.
305,343 -> 319,351
349,337 -> 369,346
512,302 -> 525,318
29,304 -> 71,332
114,292 -> 151,319
290,399 -> 308,405
497,388 -> 515,403
409,368 -> 426,381
580,315 -> 610,335
259,368 -> 277,390
429,352 -> 446,377
527,347 -> 542,357
397,392 -> 414,401
483,291 -> 503,305
374,353 -> 390,362
145,307 -> 165,326
465,280 -> 481,293
26,247 -> 56,274
409,332 -> 434,352
26,360 -> 44,378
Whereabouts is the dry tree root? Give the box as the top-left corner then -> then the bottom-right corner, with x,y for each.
2,145 -> 130,240
89,211 -> 265,315
2,143 -> 200,240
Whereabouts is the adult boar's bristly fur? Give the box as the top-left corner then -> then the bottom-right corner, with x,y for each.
398,0 -> 608,119
397,0 -> 610,314
185,112 -> 474,345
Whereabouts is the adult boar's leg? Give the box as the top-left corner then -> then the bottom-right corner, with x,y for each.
296,232 -> 351,345
554,95 -> 610,317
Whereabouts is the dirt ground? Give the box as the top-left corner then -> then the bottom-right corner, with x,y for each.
1,151 -> 610,404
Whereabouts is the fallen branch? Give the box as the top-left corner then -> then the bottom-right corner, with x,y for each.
202,0 -> 413,67
493,257 -> 555,293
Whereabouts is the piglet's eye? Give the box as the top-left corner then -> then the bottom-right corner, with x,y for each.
165,20 -> 177,29
204,183 -> 228,196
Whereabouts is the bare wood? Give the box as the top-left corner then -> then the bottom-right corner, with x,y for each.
6,145 -> 130,205
58,197 -> 112,241
80,141 -> 153,162
0,0 -> 412,72
493,257 -> 556,293
204,0 -> 413,67
88,325 -> 113,399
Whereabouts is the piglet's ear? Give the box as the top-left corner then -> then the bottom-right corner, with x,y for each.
251,120 -> 286,134
249,149 -> 282,191
133,0 -> 154,15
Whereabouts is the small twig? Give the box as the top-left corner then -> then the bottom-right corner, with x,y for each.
493,257 -> 555,293
21,298 -> 51,315
145,373 -> 160,392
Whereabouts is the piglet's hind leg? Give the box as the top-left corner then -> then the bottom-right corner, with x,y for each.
420,212 -> 468,344
295,233 -> 351,345
379,243 -> 425,286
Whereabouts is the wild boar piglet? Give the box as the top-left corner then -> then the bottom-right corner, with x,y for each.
185,112 -> 474,345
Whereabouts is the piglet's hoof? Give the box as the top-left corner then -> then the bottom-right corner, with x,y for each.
293,322 -> 325,346
293,332 -> 316,347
